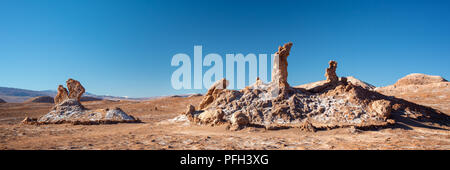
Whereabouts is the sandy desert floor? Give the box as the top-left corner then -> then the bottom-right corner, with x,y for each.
0,96 -> 449,150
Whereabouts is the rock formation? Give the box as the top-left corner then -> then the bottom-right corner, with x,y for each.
0,98 -> 6,103
180,42 -> 449,131
198,78 -> 229,110
376,73 -> 450,114
23,79 -> 140,125
295,76 -> 375,91
55,85 -> 69,104
66,78 -> 85,102
272,42 -> 293,89
325,60 -> 339,83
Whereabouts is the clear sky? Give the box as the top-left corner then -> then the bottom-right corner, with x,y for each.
1,0 -> 449,97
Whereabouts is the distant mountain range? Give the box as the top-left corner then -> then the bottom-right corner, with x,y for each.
0,87 -> 154,103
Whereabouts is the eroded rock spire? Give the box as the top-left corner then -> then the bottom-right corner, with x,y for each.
54,85 -> 69,104
271,42 -> 293,89
66,78 -> 85,103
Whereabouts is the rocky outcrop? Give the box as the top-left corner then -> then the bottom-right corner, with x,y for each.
66,78 -> 85,103
325,60 -> 339,83
23,79 -> 140,125
198,78 -> 229,110
295,76 -> 375,91
392,73 -> 447,87
272,42 -> 293,89
55,85 -> 69,104
24,96 -> 54,103
376,74 -> 450,114
0,98 -> 6,103
180,42 -> 449,131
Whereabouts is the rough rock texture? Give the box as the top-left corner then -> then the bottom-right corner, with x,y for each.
55,85 -> 69,104
198,78 -> 229,110
296,76 -> 375,91
325,60 -> 339,83
182,43 -> 449,130
0,98 -> 6,103
376,74 -> 450,114
24,96 -> 54,103
34,99 -> 139,124
23,79 -> 139,125
392,73 -> 447,86
66,78 -> 85,103
272,42 -> 293,89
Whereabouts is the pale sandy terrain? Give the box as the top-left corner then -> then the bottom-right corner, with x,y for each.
0,96 -> 449,150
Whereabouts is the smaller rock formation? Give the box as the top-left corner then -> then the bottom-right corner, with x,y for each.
23,79 -> 140,125
0,98 -> 6,103
55,85 -> 69,104
198,78 -> 229,110
325,60 -> 339,83
197,109 -> 225,125
309,60 -> 347,93
230,111 -> 249,130
272,42 -> 293,89
66,78 -> 85,103
24,96 -> 54,103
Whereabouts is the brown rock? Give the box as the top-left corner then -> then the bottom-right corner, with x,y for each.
369,100 -> 392,119
231,111 -> 249,126
272,42 -> 293,89
198,78 -> 229,110
54,85 -> 69,104
299,120 -> 316,132
197,109 -> 225,125
325,60 -> 339,83
66,78 -> 85,102
393,73 -> 447,87
185,104 -> 196,116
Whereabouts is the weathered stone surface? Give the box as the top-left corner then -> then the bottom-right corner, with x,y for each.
272,42 -> 293,89
231,111 -> 249,126
376,73 -> 450,114
325,60 -> 339,83
35,98 -> 139,124
393,73 -> 447,87
181,42 -> 448,131
198,78 -> 229,110
66,78 -> 85,102
369,100 -> 392,119
55,85 -> 69,104
24,79 -> 139,125
197,109 -> 225,125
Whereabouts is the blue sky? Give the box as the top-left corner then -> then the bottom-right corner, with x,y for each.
0,0 -> 449,97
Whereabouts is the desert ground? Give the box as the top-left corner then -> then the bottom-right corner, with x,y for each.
0,95 -> 448,150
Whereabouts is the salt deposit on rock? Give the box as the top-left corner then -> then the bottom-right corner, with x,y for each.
181,42 -> 449,130
23,79 -> 140,125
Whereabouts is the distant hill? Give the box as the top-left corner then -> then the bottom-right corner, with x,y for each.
0,86 -> 154,103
